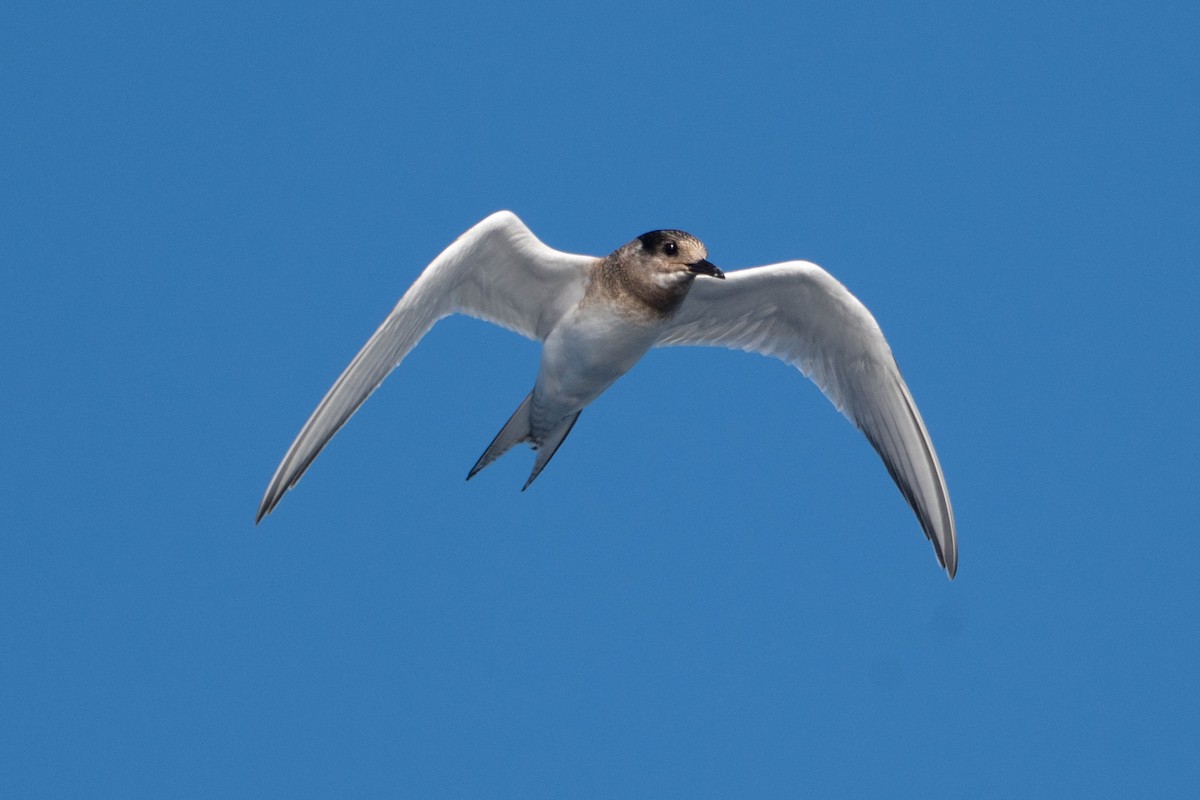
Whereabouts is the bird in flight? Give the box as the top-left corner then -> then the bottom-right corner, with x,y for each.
257,211 -> 957,577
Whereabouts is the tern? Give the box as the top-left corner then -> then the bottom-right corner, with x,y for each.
257,211 -> 957,577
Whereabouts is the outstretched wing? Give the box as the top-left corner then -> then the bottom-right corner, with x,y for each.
658,261 -> 957,577
257,211 -> 595,521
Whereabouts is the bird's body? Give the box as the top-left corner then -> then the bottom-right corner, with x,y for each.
528,232 -> 714,440
535,302 -> 660,427
258,211 -> 958,577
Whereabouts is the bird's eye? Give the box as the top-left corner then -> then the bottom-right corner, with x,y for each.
664,242 -> 678,256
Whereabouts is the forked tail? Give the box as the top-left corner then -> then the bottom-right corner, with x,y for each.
467,391 -> 581,490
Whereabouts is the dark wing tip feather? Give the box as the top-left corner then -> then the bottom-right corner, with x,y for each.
860,426 -> 951,576
255,421 -> 341,523
860,372 -> 957,579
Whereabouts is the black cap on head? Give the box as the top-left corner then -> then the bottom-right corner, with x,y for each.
637,230 -> 688,253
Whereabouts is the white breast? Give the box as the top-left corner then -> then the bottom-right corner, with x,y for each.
532,305 -> 664,429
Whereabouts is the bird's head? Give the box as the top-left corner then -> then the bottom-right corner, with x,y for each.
629,230 -> 724,285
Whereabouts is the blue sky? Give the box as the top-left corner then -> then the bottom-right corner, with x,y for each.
3,1 -> 1197,796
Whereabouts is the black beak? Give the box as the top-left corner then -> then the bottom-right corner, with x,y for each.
688,258 -> 725,279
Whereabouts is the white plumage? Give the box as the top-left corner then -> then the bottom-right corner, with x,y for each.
258,211 -> 957,578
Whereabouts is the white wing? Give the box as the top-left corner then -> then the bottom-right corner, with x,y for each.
257,211 -> 595,521
658,261 -> 957,577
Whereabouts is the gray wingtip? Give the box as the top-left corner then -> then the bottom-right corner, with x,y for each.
922,509 -> 956,580
926,511 -> 958,579
942,543 -> 958,580
255,493 -> 277,525
256,475 -> 291,524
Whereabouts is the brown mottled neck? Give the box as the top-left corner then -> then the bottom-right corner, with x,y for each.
586,250 -> 695,319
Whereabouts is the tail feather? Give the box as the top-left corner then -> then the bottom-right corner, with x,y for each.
467,392 -> 534,480
521,411 -> 581,491
467,392 -> 583,488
